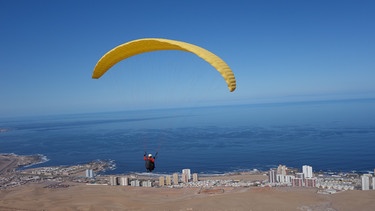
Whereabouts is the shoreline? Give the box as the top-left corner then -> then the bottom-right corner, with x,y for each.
3,152 -> 372,177
1,152 -> 372,178
0,153 -> 365,190
1,153 -> 375,210
0,153 -> 45,172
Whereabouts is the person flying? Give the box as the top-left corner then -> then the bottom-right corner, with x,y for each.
143,152 -> 156,172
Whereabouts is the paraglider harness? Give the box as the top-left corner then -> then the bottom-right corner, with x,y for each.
144,152 -> 158,172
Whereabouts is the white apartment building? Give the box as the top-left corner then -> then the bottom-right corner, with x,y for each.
361,174 -> 371,190
269,169 -> 276,183
302,165 -> 313,178
182,169 -> 191,180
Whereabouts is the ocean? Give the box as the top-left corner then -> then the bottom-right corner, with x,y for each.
1,99 -> 375,175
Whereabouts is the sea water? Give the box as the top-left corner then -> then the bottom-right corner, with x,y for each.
1,99 -> 375,174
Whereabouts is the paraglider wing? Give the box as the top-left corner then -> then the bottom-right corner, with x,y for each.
92,38 -> 236,92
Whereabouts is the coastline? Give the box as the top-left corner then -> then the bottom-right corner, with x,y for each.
0,153 -> 46,173
0,153 -> 368,188
1,153 -> 375,210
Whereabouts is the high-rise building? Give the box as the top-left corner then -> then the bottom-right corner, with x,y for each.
110,176 -> 118,186
142,180 -> 152,187
86,169 -> 93,178
269,169 -> 276,183
173,173 -> 179,185
120,177 -> 129,186
277,165 -> 287,175
277,174 -> 286,183
182,169 -> 191,180
362,174 -> 371,190
166,176 -> 171,185
302,165 -> 313,178
192,173 -> 198,182
181,172 -> 189,183
159,176 -> 165,186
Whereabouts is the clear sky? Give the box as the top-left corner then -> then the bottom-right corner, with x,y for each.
1,0 -> 374,117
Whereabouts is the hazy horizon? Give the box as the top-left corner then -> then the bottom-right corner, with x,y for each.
1,99 -> 375,174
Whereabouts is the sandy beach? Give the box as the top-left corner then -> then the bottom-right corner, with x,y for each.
1,178 -> 375,211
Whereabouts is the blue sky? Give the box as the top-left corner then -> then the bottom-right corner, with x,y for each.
1,0 -> 374,117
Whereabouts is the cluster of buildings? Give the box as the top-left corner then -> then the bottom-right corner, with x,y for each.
158,169 -> 199,186
269,164 -> 375,192
108,168 -> 198,187
5,153 -> 374,193
0,160 -> 112,190
109,176 -> 153,187
269,165 -> 317,187
28,161 -> 109,177
106,165 -> 373,192
82,163 -> 375,193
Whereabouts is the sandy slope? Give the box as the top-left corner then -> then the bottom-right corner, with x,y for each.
1,182 -> 375,211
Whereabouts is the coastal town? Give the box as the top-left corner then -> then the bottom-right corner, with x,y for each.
0,153 -> 372,194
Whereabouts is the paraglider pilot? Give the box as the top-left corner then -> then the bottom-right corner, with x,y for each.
144,152 -> 156,172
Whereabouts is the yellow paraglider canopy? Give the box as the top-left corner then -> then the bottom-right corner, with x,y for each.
92,38 -> 236,92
